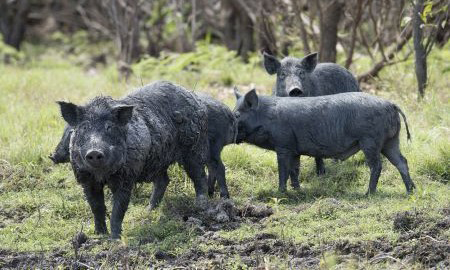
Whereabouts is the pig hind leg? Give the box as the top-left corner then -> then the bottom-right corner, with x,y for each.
359,138 -> 383,195
207,161 -> 217,197
181,155 -> 208,207
381,136 -> 415,193
207,143 -> 229,198
149,170 -> 170,210
315,157 -> 326,176
289,156 -> 300,189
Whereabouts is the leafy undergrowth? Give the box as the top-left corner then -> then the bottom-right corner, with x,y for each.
0,45 -> 449,269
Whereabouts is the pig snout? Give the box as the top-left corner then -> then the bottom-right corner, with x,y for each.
286,76 -> 304,97
85,149 -> 106,168
288,87 -> 304,97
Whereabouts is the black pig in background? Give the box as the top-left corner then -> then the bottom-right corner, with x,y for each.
233,88 -> 415,195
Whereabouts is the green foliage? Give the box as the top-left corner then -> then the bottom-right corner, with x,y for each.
132,41 -> 272,91
421,1 -> 433,23
0,35 -> 24,63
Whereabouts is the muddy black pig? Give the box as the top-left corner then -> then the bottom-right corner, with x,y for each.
51,92 -> 237,199
234,88 -> 415,194
264,52 -> 360,176
55,81 -> 209,239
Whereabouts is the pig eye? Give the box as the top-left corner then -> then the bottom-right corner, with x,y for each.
279,71 -> 287,79
80,123 -> 88,131
105,122 -> 113,132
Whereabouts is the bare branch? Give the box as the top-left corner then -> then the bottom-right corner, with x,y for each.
358,26 -> 413,82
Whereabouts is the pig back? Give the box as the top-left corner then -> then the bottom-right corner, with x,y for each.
311,63 -> 360,96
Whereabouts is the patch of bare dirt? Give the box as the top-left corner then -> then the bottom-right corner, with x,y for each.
393,211 -> 424,232
181,199 -> 274,233
0,208 -> 28,229
163,232 -> 318,269
1,207 -> 448,269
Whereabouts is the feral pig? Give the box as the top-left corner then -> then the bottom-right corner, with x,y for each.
51,92 -> 237,199
196,93 -> 237,199
234,89 -> 415,195
263,52 -> 360,175
263,52 -> 359,98
56,81 -> 209,239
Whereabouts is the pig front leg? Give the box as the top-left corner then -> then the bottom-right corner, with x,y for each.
289,155 -> 300,189
82,182 -> 108,235
276,149 -> 294,192
109,181 -> 133,239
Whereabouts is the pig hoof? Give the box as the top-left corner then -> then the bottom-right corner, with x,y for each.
407,183 -> 416,194
316,168 -> 326,176
95,229 -> 108,235
148,203 -> 158,211
195,195 -> 209,210
109,235 -> 121,240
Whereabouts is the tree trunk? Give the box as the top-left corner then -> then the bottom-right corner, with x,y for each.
413,0 -> 427,99
344,0 -> 364,68
104,0 -> 141,80
292,0 -> 311,55
0,0 -> 30,50
237,8 -> 254,62
318,0 -> 344,62
357,27 -> 412,82
258,1 -> 277,56
222,0 -> 255,61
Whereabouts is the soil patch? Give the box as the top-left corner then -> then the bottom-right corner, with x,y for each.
1,207 -> 448,269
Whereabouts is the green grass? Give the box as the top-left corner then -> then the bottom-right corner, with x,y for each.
0,43 -> 449,268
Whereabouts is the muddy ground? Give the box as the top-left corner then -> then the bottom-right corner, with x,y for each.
1,201 -> 449,269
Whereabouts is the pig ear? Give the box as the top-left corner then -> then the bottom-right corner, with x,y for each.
302,52 -> 318,72
243,89 -> 259,109
57,101 -> 82,126
113,105 -> 134,125
263,52 -> 280,75
234,86 -> 242,100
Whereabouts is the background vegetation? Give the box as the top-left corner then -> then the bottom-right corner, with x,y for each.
0,0 -> 449,269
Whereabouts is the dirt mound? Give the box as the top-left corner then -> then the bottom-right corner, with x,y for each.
0,249 -> 68,269
182,200 -> 273,232
167,232 -> 318,269
393,235 -> 449,267
393,211 -> 424,231
391,210 -> 450,267
334,239 -> 392,258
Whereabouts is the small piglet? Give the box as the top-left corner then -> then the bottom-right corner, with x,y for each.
234,88 -> 415,194
56,81 -> 209,239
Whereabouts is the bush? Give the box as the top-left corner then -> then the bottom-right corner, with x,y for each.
0,35 -> 24,64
